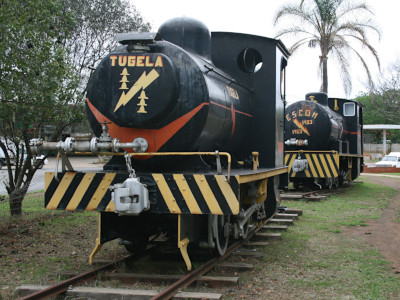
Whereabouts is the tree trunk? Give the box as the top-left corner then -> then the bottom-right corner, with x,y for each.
321,56 -> 328,93
9,188 -> 28,216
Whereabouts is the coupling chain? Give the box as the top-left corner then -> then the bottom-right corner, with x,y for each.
124,152 -> 136,178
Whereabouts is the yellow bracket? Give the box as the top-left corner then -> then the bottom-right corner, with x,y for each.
334,99 -> 339,111
252,152 -> 259,171
89,237 -> 103,264
89,213 -> 104,264
78,151 -> 232,182
178,215 -> 192,271
178,238 -> 191,271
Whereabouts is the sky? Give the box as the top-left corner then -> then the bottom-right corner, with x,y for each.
132,0 -> 399,103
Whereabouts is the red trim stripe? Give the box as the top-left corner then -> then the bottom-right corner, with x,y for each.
86,98 -> 209,154
210,101 -> 253,117
230,103 -> 236,137
343,130 -> 361,135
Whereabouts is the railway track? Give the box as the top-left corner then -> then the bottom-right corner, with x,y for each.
281,185 -> 349,201
16,209 -> 302,300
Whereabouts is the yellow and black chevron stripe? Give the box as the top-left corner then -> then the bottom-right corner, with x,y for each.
285,151 -> 339,178
45,172 -> 118,212
44,172 -> 240,215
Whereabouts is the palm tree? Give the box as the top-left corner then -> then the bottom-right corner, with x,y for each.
274,0 -> 381,95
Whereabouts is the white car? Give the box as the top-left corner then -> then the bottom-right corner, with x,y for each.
27,155 -> 49,169
0,138 -> 48,169
0,154 -> 48,169
375,152 -> 400,168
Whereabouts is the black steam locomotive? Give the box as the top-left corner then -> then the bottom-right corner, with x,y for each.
32,17 -> 290,269
284,92 -> 363,189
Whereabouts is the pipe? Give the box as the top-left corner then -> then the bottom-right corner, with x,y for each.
30,137 -> 148,155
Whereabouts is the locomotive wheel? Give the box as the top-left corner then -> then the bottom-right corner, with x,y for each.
241,220 -> 250,239
213,215 -> 230,256
338,170 -> 346,186
333,177 -> 339,188
326,178 -> 333,189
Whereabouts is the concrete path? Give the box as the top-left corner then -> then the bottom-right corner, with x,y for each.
0,156 -> 104,194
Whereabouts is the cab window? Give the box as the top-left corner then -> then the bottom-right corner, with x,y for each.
343,102 -> 355,116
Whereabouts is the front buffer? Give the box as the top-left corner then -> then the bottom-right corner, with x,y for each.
44,153 -> 286,270
285,150 -> 362,189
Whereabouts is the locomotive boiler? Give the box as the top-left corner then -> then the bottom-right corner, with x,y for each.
86,19 -> 253,167
30,17 -> 290,270
284,92 -> 363,189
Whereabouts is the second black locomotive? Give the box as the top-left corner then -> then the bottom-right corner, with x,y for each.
284,92 -> 363,189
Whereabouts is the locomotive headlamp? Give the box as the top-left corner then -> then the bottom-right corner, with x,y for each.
285,138 -> 308,146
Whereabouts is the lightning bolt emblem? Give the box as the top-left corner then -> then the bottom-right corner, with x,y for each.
114,69 -> 160,112
293,118 -> 310,136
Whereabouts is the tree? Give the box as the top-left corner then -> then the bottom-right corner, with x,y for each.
0,0 -> 80,215
46,0 -> 151,140
61,0 -> 151,97
274,0 -> 381,96
369,60 -> 400,124
356,60 -> 400,143
0,0 -> 150,216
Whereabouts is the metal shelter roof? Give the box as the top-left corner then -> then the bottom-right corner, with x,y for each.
364,124 -> 400,130
363,124 -> 400,154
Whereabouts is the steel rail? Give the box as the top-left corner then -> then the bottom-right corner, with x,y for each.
18,212 -> 279,300
150,213 -> 277,300
18,255 -> 132,300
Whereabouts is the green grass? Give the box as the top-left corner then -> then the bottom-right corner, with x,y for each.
30,210 -> 94,227
0,190 -> 82,221
253,182 -> 400,299
0,209 -> 99,299
0,191 -> 47,217
364,158 -> 381,163
290,182 -> 396,230
2,181 -> 400,299
376,173 -> 400,176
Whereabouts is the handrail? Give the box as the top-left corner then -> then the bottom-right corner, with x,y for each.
59,151 -> 232,182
